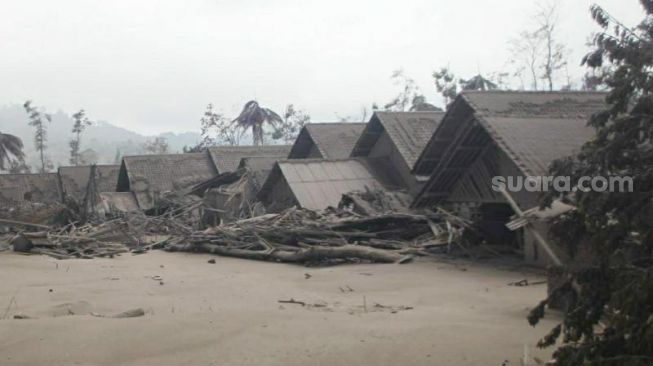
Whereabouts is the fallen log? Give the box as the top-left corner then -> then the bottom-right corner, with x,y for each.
167,243 -> 403,264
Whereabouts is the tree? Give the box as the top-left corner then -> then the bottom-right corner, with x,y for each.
70,109 -> 92,166
0,132 -> 25,171
509,1 -> 569,91
142,137 -> 169,155
200,103 -> 240,147
536,1 -> 569,91
459,74 -> 499,91
23,100 -> 52,173
232,101 -> 283,146
433,67 -> 459,106
79,148 -> 98,165
530,2 -> 653,364
385,69 -> 440,112
272,104 -> 311,144
510,30 -> 544,90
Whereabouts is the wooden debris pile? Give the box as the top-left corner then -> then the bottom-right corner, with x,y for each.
166,207 -> 458,265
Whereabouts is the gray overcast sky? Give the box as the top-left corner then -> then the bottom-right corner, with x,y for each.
0,0 -> 645,135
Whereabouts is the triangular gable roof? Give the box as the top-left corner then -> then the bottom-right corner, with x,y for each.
207,145 -> 291,173
288,123 -> 366,159
350,111 -> 444,169
412,91 -> 607,207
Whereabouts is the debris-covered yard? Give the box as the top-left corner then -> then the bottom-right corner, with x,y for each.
0,251 -> 558,366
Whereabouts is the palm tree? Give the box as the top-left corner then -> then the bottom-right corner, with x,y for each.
232,101 -> 283,146
0,132 -> 25,171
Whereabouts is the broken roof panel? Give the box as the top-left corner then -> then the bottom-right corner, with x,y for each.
351,111 -> 444,169
118,152 -> 218,210
0,173 -> 62,204
58,165 -> 120,201
207,145 -> 291,173
258,158 -> 406,211
288,123 -> 366,159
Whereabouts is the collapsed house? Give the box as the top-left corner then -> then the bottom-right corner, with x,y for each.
116,153 -> 219,211
0,173 -> 62,205
58,165 -> 120,203
207,145 -> 291,173
203,156 -> 283,223
350,111 -> 444,195
411,91 -> 607,266
257,158 -> 406,212
287,122 -> 366,159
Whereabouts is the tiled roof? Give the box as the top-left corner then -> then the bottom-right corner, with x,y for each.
208,145 -> 291,173
119,152 -> 218,209
462,91 -> 605,176
289,123 -> 366,159
351,111 -> 444,169
0,173 -> 62,204
58,165 -> 120,200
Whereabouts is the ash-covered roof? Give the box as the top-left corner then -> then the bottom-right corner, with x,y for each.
0,173 -> 62,204
412,91 -> 607,207
258,158 -> 405,211
117,152 -> 218,210
288,123 -> 366,159
208,145 -> 291,173
238,156 -> 284,191
58,165 -> 120,201
351,111 -> 444,169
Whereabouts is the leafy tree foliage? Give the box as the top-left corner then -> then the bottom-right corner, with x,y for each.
433,67 -> 499,108
232,101 -> 282,146
272,104 -> 310,144
142,137 -> 169,155
385,69 -> 441,112
532,2 -> 653,364
70,109 -> 92,166
200,103 -> 240,147
23,100 -> 52,173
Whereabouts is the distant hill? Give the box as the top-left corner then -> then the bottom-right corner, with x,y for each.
0,104 -> 201,171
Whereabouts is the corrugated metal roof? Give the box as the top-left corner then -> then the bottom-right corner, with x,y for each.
58,165 -> 120,200
259,158 -> 405,211
288,123 -> 366,159
351,111 -> 444,169
120,152 -> 218,209
208,145 -> 291,173
0,173 -> 62,204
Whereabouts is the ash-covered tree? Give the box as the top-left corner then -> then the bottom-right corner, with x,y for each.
530,2 -> 653,364
0,132 -> 25,172
23,100 -> 52,173
70,109 -> 92,166
272,104 -> 311,144
232,101 -> 283,146
200,103 -> 240,147
142,137 -> 169,155
433,67 -> 499,108
536,1 -> 569,91
385,69 -> 441,112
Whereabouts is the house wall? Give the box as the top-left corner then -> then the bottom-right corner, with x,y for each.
368,131 -> 422,195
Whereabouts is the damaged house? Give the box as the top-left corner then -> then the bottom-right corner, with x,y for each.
350,111 -> 444,195
0,173 -> 62,205
411,91 -> 607,266
58,165 -> 120,203
207,145 -> 291,173
257,158 -> 406,212
116,153 -> 218,211
287,123 -> 365,159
